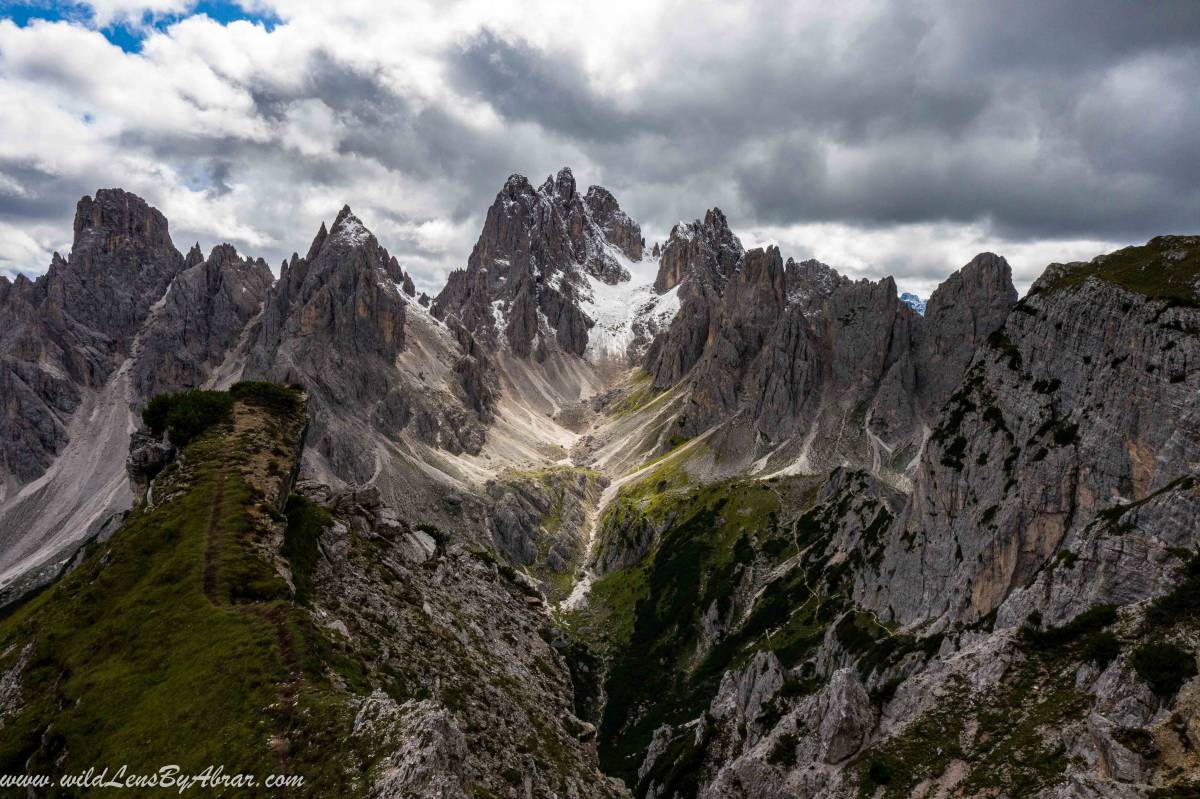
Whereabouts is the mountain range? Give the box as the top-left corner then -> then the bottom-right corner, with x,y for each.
0,169 -> 1198,798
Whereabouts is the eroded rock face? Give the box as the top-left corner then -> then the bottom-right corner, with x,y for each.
358,696 -> 470,799
486,466 -> 608,600
246,207 -> 419,483
433,168 -> 643,359
645,249 -> 1015,489
133,243 -> 273,398
861,243 -> 1200,629
0,190 -> 185,484
303,483 -> 629,799
645,208 -> 744,386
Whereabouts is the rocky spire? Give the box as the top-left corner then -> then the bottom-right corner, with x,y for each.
433,167 -> 644,359
246,208 -> 416,482
653,207 -> 741,293
133,243 -> 273,398
917,252 -> 1018,414
644,208 -> 745,385
305,221 -> 329,262
185,242 -> 204,268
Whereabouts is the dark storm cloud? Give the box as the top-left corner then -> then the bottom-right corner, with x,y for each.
450,30 -> 636,143
2,1 -> 1198,289
0,161 -> 94,222
243,51 -> 527,220
447,4 -> 1200,244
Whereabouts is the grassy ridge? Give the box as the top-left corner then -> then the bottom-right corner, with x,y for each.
1039,235 -> 1200,305
566,476 -> 800,786
0,386 -> 365,797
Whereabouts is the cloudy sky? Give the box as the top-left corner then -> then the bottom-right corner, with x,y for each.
0,1 -> 1197,297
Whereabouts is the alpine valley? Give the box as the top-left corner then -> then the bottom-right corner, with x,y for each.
1,168 -> 1199,799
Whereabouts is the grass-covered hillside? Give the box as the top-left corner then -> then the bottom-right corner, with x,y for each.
1038,235 -> 1200,306
0,383 -> 377,797
561,461 -> 900,792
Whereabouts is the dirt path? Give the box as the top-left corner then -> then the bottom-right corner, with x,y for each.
199,453 -> 298,790
253,604 -> 300,791
202,472 -> 226,603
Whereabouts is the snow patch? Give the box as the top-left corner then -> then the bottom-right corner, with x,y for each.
333,214 -> 371,246
577,247 -> 679,363
900,292 -> 927,315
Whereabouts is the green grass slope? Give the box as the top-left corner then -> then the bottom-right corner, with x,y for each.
0,384 -> 368,797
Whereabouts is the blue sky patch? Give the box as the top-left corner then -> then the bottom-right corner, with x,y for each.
0,1 -> 279,52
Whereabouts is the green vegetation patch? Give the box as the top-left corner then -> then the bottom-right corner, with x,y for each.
142,388 -> 234,446
857,657 -> 1089,798
575,471 -> 898,793
582,479 -> 788,785
0,386 -> 368,795
1036,236 -> 1200,306
284,494 -> 331,605
1131,641 -> 1198,699
1146,551 -> 1200,629
608,370 -> 666,417
1019,604 -> 1118,651
230,380 -> 304,415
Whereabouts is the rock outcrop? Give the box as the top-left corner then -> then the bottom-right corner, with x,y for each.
300,481 -> 629,798
486,466 -> 608,600
0,189 -> 185,483
433,168 -> 644,359
862,237 -> 1200,629
133,243 -> 273,398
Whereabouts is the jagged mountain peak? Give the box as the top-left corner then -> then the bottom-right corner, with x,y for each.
925,251 -> 1016,324
899,291 -> 927,315
501,171 -> 534,196
305,220 -> 329,261
71,188 -> 173,254
737,244 -> 785,285
433,166 -> 644,358
185,242 -> 204,267
324,205 -> 376,250
703,206 -> 730,230
654,207 -> 743,293
540,165 -> 577,200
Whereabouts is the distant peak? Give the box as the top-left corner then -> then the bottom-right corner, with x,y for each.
185,242 -> 204,268
538,166 -> 576,201
72,188 -> 172,252
329,205 -> 372,246
502,173 -> 533,196
704,207 -> 729,229
899,291 -> 927,315
207,242 -> 241,265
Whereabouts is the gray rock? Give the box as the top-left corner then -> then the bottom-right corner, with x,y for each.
433,168 -> 642,358
815,668 -> 874,764
133,242 -> 273,399
126,430 -> 175,500
0,189 -> 185,484
245,206 -> 425,483
862,240 -> 1200,628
